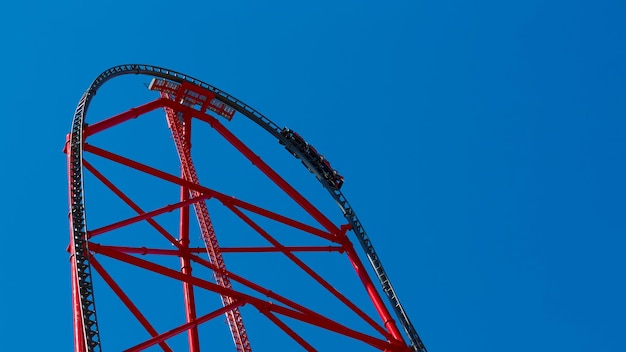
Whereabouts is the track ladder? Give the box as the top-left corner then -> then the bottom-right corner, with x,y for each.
163,94 -> 252,352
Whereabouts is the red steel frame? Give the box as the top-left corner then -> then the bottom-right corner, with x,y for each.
66,77 -> 413,351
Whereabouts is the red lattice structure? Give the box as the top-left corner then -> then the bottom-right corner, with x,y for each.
65,65 -> 427,351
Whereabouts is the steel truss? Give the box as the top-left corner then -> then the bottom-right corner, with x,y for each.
65,64 -> 427,351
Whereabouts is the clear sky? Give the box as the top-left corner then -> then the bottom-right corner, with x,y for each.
1,1 -> 625,351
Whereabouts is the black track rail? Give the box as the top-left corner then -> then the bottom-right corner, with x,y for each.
69,64 -> 427,352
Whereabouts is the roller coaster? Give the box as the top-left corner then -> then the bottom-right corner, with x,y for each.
65,64 -> 427,351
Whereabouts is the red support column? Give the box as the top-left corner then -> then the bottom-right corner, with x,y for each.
179,115 -> 201,351
344,243 -> 408,347
71,256 -> 86,352
66,135 -> 86,352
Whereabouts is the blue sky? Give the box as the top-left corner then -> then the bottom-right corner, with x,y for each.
1,1 -> 625,351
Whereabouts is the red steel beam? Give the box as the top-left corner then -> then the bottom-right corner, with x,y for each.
82,159 -> 183,249
125,301 -> 245,352
227,203 -> 392,339
90,257 -> 172,352
162,99 -> 342,237
165,102 -> 251,352
92,243 -> 399,350
66,136 -> 86,352
87,194 -> 210,238
259,309 -> 316,351
70,255 -> 86,352
219,196 -> 338,242
218,245 -> 344,253
89,244 -> 343,255
83,143 -> 338,243
177,114 -> 201,352
84,98 -> 168,137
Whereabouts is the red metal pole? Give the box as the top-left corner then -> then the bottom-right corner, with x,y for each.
344,243 -> 408,346
179,116 -> 201,351
163,98 -> 252,351
125,302 -> 245,352
83,98 -> 167,137
66,135 -> 86,352
70,255 -> 86,352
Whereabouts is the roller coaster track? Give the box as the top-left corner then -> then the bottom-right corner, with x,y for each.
67,64 -> 427,352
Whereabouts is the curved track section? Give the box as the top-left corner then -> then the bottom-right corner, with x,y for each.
68,64 -> 427,351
